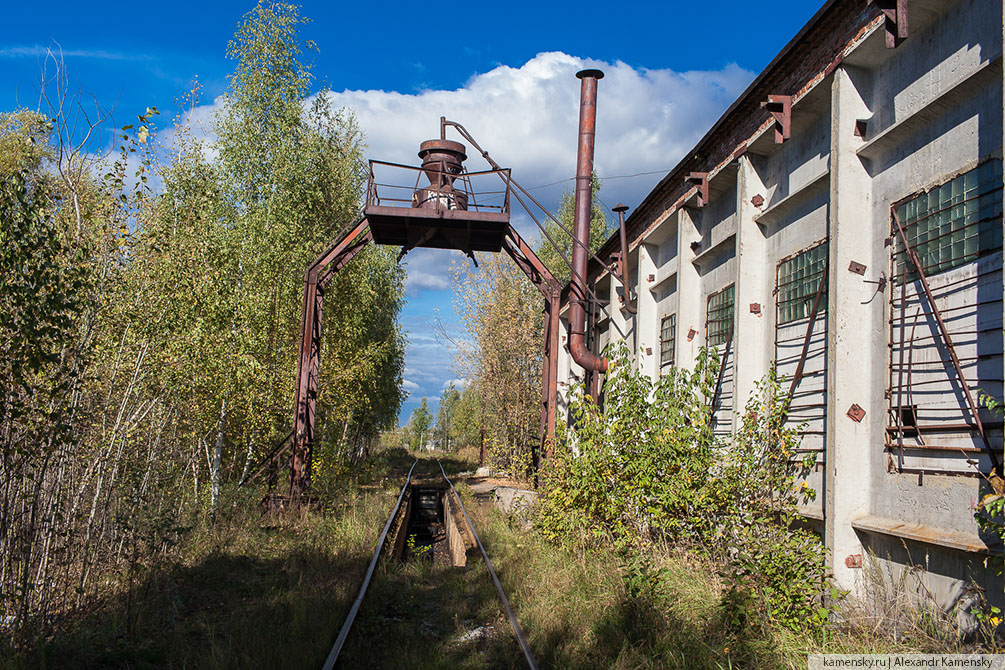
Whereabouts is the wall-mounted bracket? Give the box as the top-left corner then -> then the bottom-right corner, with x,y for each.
760,94 -> 792,144
686,171 -> 709,207
868,0 -> 909,48
848,260 -> 867,275
847,404 -> 867,423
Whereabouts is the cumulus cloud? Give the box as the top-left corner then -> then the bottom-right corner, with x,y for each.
171,50 -> 753,292
318,51 -> 753,229
443,378 -> 469,390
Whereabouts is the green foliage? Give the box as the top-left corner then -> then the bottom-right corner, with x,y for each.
0,2 -> 406,644
0,162 -> 89,632
539,343 -> 834,632
449,384 -> 483,449
453,254 -> 543,478
434,383 -> 461,450
409,398 -> 433,450
538,343 -> 718,544
975,394 -> 1005,577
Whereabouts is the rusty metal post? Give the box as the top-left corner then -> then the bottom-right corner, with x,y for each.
613,203 -> 636,314
568,69 -> 609,384
500,223 -> 561,467
545,286 -> 560,458
289,218 -> 372,496
290,269 -> 323,494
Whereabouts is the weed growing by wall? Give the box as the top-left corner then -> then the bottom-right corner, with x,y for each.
539,343 -> 835,632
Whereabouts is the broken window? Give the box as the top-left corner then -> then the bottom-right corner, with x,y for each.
894,160 -> 1003,283
706,284 -> 735,348
776,242 -> 828,325
660,313 -> 676,373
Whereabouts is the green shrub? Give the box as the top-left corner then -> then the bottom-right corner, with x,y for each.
538,343 -> 835,632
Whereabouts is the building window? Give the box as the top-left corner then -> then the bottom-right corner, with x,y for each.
776,242 -> 828,325
706,284 -> 735,348
660,314 -> 676,372
894,160 -> 1003,283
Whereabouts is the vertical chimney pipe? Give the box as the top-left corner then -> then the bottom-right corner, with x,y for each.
568,69 -> 609,374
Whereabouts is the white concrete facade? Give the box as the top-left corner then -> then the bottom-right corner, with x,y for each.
559,0 -> 1004,607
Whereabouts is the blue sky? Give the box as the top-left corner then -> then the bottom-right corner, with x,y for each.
1,0 -> 824,423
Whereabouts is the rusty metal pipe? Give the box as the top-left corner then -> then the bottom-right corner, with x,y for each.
613,203 -> 637,314
569,69 -> 608,374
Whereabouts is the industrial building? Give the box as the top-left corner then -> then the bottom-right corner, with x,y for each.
558,0 -> 1004,606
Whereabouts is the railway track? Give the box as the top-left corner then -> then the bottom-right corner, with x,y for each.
321,459 -> 538,669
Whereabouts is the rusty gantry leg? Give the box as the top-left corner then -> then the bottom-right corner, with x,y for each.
290,218 -> 373,497
501,224 -> 562,464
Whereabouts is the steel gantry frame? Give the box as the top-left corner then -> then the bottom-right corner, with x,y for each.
241,70 -> 614,499
282,218 -> 562,496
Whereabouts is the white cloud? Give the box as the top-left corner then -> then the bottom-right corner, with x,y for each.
171,50 -> 753,275
443,378 -> 469,390
0,45 -> 146,61
318,51 -> 753,231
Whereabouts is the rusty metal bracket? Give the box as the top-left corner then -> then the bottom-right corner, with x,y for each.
847,404 -> 867,422
869,0 -> 909,48
238,429 -> 294,489
848,260 -> 867,275
687,172 -> 709,207
760,95 -> 792,144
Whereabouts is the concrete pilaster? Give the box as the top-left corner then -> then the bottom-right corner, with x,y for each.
677,208 -> 704,371
826,65 -> 878,589
733,156 -> 772,422
637,242 -> 659,381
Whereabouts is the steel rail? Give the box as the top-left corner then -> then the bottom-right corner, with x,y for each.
321,459 -> 418,670
437,461 -> 539,670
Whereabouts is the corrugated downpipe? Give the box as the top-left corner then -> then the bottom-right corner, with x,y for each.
568,69 -> 609,375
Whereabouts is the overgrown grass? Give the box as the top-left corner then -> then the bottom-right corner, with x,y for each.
4,450 -> 415,669
4,446 -> 988,669
474,496 -> 985,669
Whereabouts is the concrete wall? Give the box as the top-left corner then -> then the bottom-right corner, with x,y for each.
559,0 -> 1004,608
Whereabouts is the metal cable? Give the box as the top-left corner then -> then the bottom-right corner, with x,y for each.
321,459 -> 418,670
437,461 -> 539,670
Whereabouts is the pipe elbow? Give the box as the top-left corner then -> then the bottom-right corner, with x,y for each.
570,338 -> 609,373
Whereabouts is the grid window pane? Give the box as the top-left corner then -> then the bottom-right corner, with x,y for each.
894,160 -> 1003,283
660,314 -> 676,372
776,242 -> 828,325
706,284 -> 735,348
